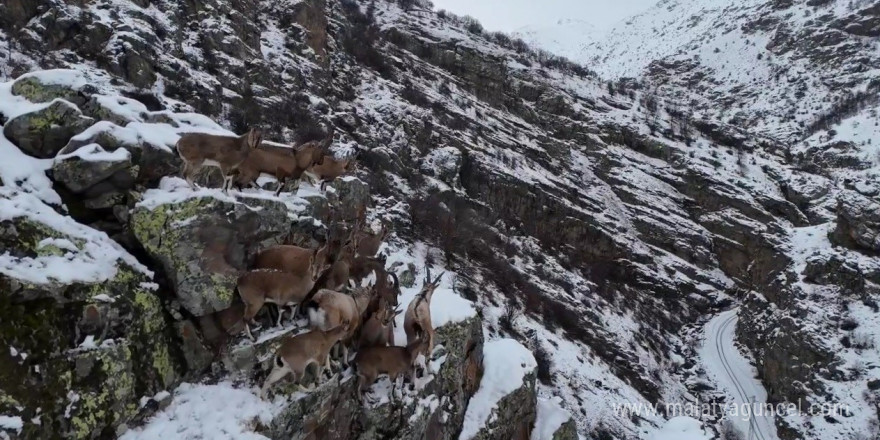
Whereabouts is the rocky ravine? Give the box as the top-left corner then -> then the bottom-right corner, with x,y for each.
1,0 -> 879,439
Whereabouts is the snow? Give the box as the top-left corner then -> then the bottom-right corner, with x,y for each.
0,78 -> 61,205
0,188 -> 151,284
119,382 -> 286,440
648,417 -> 710,440
0,415 -> 23,434
55,143 -> 132,163
92,293 -> 116,303
700,309 -> 778,440
136,176 -> 312,217
531,396 -> 572,440
459,339 -> 537,440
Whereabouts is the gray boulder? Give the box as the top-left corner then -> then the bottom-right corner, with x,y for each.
131,194 -> 293,316
53,143 -> 133,193
3,99 -> 95,158
52,121 -> 181,195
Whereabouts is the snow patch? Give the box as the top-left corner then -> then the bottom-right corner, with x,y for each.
119,382 -> 286,440
648,417 -> 711,440
459,339 -> 537,440
531,396 -> 572,440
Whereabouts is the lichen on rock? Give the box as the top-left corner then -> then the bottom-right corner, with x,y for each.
131,194 -> 294,316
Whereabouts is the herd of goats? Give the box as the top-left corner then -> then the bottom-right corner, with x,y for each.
175,127 -> 443,400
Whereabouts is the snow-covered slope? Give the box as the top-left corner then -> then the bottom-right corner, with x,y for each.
512,19 -> 602,63
1,0 -> 879,439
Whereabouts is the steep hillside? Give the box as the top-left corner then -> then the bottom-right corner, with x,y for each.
1,0 -> 878,439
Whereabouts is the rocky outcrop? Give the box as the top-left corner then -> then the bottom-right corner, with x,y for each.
257,315 -> 485,440
131,194 -> 294,316
739,293 -> 834,406
53,121 -> 181,194
832,191 -> 880,253
0,216 -> 182,439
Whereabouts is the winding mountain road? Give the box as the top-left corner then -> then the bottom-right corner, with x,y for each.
701,309 -> 778,440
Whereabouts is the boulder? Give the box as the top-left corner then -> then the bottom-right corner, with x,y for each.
803,253 -> 868,294
832,191 -> 880,253
53,143 -> 133,193
784,172 -> 831,208
0,212 -> 181,439
3,99 -> 96,158
52,121 -> 181,195
324,176 -> 371,221
10,72 -> 94,106
131,194 -> 293,316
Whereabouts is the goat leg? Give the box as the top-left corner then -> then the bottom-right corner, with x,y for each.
260,365 -> 290,399
273,177 -> 285,197
245,322 -> 256,341
275,306 -> 285,328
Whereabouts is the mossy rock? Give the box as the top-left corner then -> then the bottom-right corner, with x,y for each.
0,214 -> 182,439
3,99 -> 95,158
131,195 -> 293,316
53,146 -> 132,193
10,75 -> 92,105
53,121 -> 181,195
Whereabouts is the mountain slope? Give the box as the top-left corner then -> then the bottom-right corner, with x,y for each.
0,0 -> 878,439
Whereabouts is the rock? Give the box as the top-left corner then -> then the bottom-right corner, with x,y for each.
797,141 -> 874,174
0,215 -> 181,439
832,191 -> 880,253
174,320 -> 214,375
324,176 -> 371,221
803,253 -> 867,294
3,99 -> 96,158
11,73 -> 93,106
420,146 -> 462,186
738,293 -> 833,405
131,194 -> 293,316
549,419 -> 578,440
461,339 -> 537,440
784,172 -> 831,208
263,315 -> 484,440
52,121 -> 180,196
53,143 -> 133,193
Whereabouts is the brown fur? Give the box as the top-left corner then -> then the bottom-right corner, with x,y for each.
238,251 -> 329,340
260,324 -> 349,397
358,299 -> 401,349
320,241 -> 356,291
235,130 -> 332,194
177,127 -> 262,192
252,243 -> 332,275
404,267 -> 444,365
353,338 -> 425,398
307,287 -> 373,362
307,155 -> 354,190
355,225 -> 388,257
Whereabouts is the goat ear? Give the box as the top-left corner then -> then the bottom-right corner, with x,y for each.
432,272 -> 445,286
